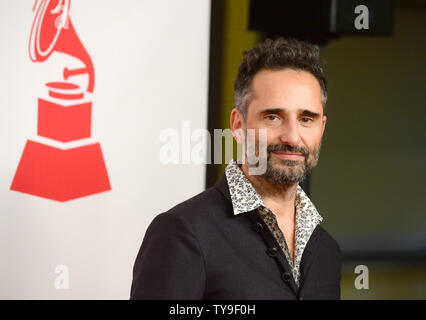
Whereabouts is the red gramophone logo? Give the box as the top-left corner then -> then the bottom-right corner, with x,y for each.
10,0 -> 111,202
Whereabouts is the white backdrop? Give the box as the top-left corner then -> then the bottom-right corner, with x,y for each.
0,0 -> 210,299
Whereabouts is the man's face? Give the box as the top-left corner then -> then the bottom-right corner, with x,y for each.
231,68 -> 327,185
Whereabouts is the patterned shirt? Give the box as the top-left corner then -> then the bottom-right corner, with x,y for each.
225,159 -> 323,287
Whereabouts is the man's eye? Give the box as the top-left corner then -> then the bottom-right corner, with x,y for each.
301,117 -> 313,123
265,115 -> 279,121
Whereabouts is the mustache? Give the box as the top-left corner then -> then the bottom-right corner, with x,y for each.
267,144 -> 309,158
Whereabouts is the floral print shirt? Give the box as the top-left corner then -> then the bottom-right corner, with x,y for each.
225,159 -> 323,287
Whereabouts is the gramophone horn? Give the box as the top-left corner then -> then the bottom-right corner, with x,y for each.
29,0 -> 95,92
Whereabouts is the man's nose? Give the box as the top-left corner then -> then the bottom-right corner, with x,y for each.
278,119 -> 301,147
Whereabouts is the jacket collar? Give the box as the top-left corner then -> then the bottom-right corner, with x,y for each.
214,171 -> 232,204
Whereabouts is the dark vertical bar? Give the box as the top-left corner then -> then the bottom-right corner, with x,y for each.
205,0 -> 225,189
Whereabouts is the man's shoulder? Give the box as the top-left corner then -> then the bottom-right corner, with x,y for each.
315,224 -> 341,254
152,181 -> 232,228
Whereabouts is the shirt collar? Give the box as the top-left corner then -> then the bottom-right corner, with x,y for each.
224,159 -> 323,224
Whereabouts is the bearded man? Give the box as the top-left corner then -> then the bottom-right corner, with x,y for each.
131,38 -> 341,300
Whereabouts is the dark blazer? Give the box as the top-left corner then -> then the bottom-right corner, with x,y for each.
130,173 -> 342,300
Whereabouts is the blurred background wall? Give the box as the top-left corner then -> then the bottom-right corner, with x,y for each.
207,0 -> 425,299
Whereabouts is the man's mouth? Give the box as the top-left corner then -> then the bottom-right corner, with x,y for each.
271,151 -> 304,161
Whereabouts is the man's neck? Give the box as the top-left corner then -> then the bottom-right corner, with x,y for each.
241,163 -> 298,221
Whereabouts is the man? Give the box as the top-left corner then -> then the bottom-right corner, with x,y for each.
131,38 -> 341,300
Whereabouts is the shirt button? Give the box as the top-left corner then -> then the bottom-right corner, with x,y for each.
281,272 -> 292,282
253,222 -> 263,232
266,247 -> 278,257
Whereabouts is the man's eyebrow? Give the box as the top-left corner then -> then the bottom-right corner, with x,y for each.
258,108 -> 284,114
300,109 -> 321,118
258,108 -> 321,118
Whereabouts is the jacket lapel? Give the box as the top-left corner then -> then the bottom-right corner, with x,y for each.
214,173 -> 232,203
298,225 -> 322,290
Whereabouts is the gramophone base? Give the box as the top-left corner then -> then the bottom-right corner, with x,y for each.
10,140 -> 111,202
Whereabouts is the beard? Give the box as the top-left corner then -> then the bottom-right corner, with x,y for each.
260,142 -> 321,186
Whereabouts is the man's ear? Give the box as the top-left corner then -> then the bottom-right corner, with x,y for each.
321,115 -> 327,137
230,108 -> 244,144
